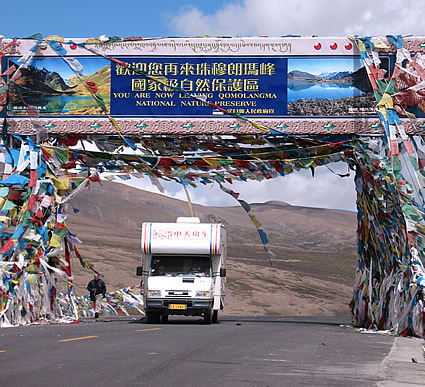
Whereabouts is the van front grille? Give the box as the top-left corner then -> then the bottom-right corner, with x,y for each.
167,290 -> 189,297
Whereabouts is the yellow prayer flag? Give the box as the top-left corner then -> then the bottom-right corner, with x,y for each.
45,169 -> 55,180
373,37 -> 390,49
52,177 -> 70,190
357,39 -> 366,53
249,214 -> 262,228
109,116 -> 122,131
85,261 -> 94,270
417,223 -> 425,233
85,38 -> 101,44
377,93 -> 394,110
149,76 -> 168,86
41,147 -> 54,156
378,106 -> 388,120
202,158 -> 218,169
45,35 -> 65,42
248,120 -> 269,133
10,208 -> 17,220
49,234 -> 62,248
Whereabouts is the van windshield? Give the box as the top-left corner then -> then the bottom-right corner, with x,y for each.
150,256 -> 212,277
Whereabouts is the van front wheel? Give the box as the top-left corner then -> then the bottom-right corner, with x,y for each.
147,311 -> 160,324
204,309 -> 212,325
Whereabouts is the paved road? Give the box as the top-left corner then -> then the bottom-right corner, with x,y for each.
0,315 -> 423,386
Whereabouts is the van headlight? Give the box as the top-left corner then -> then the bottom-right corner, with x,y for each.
147,290 -> 161,297
195,291 -> 210,298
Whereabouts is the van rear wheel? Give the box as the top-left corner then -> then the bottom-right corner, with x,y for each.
204,309 -> 212,325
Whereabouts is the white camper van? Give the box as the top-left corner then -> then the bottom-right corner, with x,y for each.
136,217 -> 227,324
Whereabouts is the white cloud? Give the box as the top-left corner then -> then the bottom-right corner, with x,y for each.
117,162 -> 357,211
169,0 -> 425,37
225,162 -> 356,210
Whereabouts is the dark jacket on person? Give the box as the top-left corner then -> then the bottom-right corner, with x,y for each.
87,278 -> 106,301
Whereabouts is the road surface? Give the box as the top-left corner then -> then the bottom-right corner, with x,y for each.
0,315 -> 423,386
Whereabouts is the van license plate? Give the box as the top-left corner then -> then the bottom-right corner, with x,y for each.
170,304 -> 186,310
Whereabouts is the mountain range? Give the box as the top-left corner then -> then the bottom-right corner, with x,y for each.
9,63 -> 110,98
319,71 -> 352,79
288,66 -> 371,93
67,65 -> 111,96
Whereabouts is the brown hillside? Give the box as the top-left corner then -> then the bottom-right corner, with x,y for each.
67,181 -> 358,317
67,65 -> 111,96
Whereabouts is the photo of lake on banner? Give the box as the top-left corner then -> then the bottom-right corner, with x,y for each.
287,57 -> 375,116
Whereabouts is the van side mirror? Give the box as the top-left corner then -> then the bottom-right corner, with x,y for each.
136,266 -> 143,276
220,268 -> 226,278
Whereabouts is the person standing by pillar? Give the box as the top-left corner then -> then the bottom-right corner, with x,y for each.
87,273 -> 106,318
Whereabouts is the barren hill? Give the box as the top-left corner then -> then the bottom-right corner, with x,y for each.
67,181 -> 358,317
67,65 -> 111,96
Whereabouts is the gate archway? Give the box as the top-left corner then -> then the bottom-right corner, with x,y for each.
0,35 -> 425,336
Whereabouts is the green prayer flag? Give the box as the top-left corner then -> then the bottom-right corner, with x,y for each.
0,187 -> 9,197
2,200 -> 16,210
376,79 -> 388,95
21,210 -> 33,228
402,204 -> 422,222
392,156 -> 402,179
386,79 -> 396,95
298,158 -> 314,169
55,149 -> 69,165
374,89 -> 383,102
238,199 -> 251,213
24,264 -> 40,274
94,94 -> 107,112
53,227 -> 67,238
409,155 -> 419,171
24,33 -> 43,40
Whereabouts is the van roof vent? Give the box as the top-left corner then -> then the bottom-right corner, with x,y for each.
176,217 -> 201,224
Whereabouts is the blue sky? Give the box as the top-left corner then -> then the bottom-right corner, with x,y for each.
1,1 -> 228,39
2,0 -> 421,40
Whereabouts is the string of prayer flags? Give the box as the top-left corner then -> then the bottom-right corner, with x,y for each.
219,184 -> 276,264
348,35 -> 425,337
68,286 -> 144,318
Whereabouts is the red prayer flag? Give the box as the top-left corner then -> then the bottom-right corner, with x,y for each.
29,170 -> 37,187
85,81 -> 98,94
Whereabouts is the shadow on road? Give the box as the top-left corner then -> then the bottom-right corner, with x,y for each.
223,316 -> 352,327
126,315 -> 352,327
